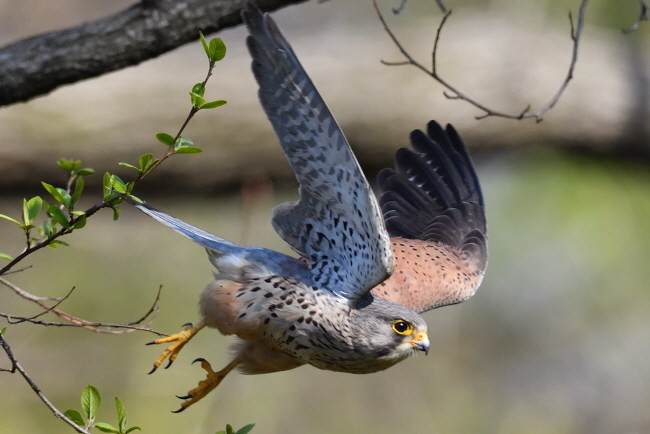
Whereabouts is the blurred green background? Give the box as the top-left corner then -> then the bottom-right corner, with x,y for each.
1,1 -> 650,434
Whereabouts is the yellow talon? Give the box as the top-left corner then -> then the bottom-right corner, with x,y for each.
147,321 -> 205,374
172,357 -> 242,413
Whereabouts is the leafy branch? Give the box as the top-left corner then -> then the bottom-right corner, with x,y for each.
0,33 -> 230,434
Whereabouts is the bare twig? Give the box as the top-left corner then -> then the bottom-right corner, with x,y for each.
623,0 -> 649,33
0,333 -> 92,434
0,278 -> 165,336
373,0 -> 589,122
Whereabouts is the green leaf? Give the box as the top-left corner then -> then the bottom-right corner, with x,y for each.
47,204 -> 70,228
235,424 -> 255,434
192,83 -> 205,97
200,31 -> 210,58
0,253 -> 13,261
57,158 -> 81,173
23,196 -> 43,225
209,37 -> 227,62
175,146 -> 203,154
42,219 -> 56,237
94,422 -> 120,433
42,182 -> 70,208
139,154 -> 154,172
81,385 -> 101,420
110,175 -> 128,194
63,409 -> 86,427
118,162 -> 139,171
77,168 -> 95,176
103,172 -> 113,200
0,326 -> 6,335
226,425 -> 234,434
71,176 -> 85,205
190,92 -> 206,108
111,206 -> 121,221
73,213 -> 87,229
48,239 -> 70,248
155,133 -> 175,146
200,100 -> 227,109
125,427 -> 142,433
115,397 -> 126,432
0,213 -> 21,226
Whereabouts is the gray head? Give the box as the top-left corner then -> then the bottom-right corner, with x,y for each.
349,295 -> 429,372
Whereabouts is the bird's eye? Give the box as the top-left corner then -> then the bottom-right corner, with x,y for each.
391,320 -> 414,335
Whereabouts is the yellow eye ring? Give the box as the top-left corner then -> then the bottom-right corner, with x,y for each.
391,320 -> 414,335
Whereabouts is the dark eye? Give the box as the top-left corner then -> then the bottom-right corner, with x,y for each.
391,320 -> 413,335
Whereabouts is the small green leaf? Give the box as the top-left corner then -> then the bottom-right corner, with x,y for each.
155,133 -> 175,146
23,196 -> 43,224
235,424 -> 255,434
192,83 -> 205,97
0,253 -> 13,261
115,397 -> 126,431
63,409 -> 86,427
42,220 -> 56,237
73,213 -> 87,229
42,182 -> 70,207
118,162 -> 139,171
199,32 -> 210,58
71,176 -> 85,205
95,422 -> 120,433
47,204 -> 69,228
111,206 -> 121,221
190,92 -> 206,108
0,214 -> 21,226
81,385 -> 101,420
200,100 -> 227,109
77,168 -> 95,176
48,239 -> 70,248
125,427 -> 142,433
1,327 -> 6,335
57,158 -> 81,173
209,37 -> 227,62
110,175 -> 128,194
103,172 -> 113,200
175,146 -> 203,154
139,154 -> 153,171
226,425 -> 234,434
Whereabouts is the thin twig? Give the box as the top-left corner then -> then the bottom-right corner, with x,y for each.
373,0 -> 590,122
0,333 -> 92,434
0,278 -> 165,335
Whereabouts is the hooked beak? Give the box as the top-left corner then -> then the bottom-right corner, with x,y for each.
408,331 -> 430,355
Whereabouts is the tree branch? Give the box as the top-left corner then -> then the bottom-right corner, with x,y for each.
374,0 -> 589,122
0,0 -> 307,107
0,333 -> 92,434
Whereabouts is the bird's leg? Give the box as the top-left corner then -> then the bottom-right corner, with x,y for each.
146,321 -> 206,373
173,357 -> 242,413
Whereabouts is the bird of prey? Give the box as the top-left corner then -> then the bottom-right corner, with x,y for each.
132,2 -> 487,412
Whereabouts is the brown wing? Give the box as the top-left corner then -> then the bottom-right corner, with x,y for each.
371,121 -> 487,313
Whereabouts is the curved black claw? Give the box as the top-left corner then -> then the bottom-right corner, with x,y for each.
182,322 -> 193,328
175,393 -> 193,400
164,358 -> 174,369
192,357 -> 207,365
145,340 -> 157,346
148,364 -> 158,375
171,406 -> 187,414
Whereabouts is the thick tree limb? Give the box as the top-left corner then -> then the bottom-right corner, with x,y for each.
0,0 -> 306,107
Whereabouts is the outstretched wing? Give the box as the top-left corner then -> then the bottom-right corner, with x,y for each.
374,121 -> 487,313
242,3 -> 393,301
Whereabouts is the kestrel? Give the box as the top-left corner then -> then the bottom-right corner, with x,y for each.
131,2 -> 487,412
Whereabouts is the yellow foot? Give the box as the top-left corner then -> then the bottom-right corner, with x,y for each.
146,321 -> 205,374
172,357 -> 241,413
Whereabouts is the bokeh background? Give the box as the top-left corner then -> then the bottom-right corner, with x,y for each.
1,1 -> 649,433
